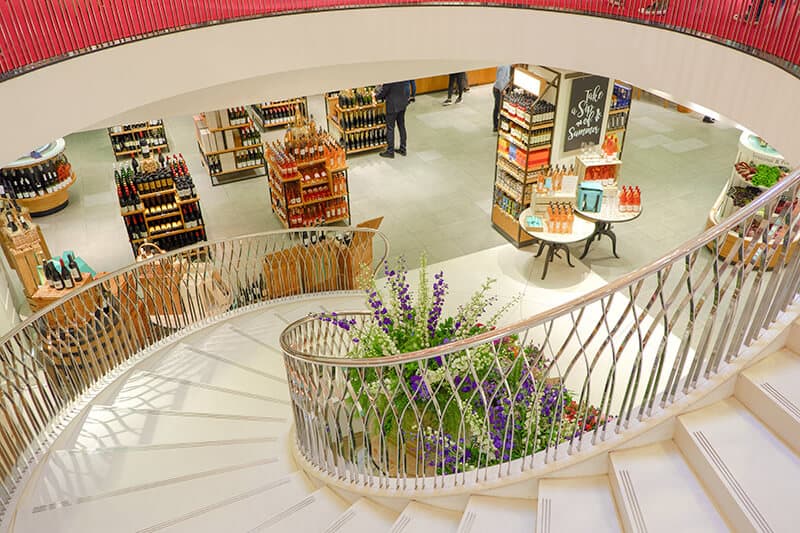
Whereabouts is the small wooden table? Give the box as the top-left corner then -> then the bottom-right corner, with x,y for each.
576,207 -> 642,259
519,208 -> 596,280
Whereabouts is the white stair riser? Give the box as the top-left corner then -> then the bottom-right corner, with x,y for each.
735,375 -> 800,456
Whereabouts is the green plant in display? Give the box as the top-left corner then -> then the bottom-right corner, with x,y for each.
751,165 -> 782,188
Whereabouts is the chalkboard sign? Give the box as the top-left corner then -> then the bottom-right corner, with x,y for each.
563,75 -> 609,153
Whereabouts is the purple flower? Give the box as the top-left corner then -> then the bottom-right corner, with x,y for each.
427,272 -> 448,338
409,374 -> 431,401
454,375 -> 477,393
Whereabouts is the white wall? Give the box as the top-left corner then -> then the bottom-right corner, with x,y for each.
0,7 -> 798,165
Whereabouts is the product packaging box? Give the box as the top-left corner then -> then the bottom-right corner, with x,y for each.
205,111 -> 221,129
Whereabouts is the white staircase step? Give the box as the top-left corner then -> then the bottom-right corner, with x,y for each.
609,441 -> 729,532
324,498 -> 398,533
188,323 -> 287,377
676,397 -> 800,532
537,476 -> 621,533
458,495 -> 536,533
61,405 -> 288,451
737,348 -> 800,454
391,502 -> 461,533
15,466 -> 310,533
109,370 -> 291,417
26,441 -> 293,511
138,343 -> 288,398
254,487 -> 349,533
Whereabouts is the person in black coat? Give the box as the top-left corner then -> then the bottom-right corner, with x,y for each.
376,81 -> 411,158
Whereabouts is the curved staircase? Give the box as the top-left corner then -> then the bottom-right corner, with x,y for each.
8,293 -> 800,533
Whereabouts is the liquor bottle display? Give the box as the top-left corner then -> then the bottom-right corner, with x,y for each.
492,67 -> 562,246
603,81 -> 632,157
115,151 -> 207,254
0,139 -> 77,217
108,119 -> 169,159
194,108 -> 266,185
251,98 -> 308,129
326,87 -> 388,155
264,114 -> 351,229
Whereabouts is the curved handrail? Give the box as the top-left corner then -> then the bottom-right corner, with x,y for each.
280,169 -> 800,488
0,1 -> 799,82
0,227 -> 389,519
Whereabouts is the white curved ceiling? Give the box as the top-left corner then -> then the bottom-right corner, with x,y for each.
0,6 -> 797,164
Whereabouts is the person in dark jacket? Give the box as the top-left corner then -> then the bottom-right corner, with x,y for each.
376,81 -> 411,158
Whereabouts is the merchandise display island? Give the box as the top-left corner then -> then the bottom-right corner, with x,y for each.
326,88 -> 387,155
0,139 -> 76,216
707,131 -> 796,268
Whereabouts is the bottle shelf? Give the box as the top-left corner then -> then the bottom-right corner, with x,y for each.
207,121 -> 253,132
346,143 -> 387,155
494,181 -> 524,204
329,118 -> 385,135
298,193 -> 348,207
500,111 -> 554,131
210,163 -> 264,177
337,102 -> 384,112
132,224 -> 205,244
260,99 -> 305,109
608,107 -> 630,115
499,131 -> 551,151
145,209 -> 181,222
108,124 -> 164,137
15,172 -> 77,217
607,127 -> 626,133
203,144 -> 263,156
138,187 -> 176,200
114,144 -> 169,157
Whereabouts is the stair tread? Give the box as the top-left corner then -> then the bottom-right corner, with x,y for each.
16,466 -> 311,533
188,323 -> 286,375
741,349 -> 800,415
25,442 -> 292,512
678,397 -> 800,532
109,370 -> 291,417
61,405 -> 289,451
255,487 -> 349,533
138,343 -> 288,398
458,495 -> 536,533
610,441 -> 729,532
324,498 -> 399,533
537,476 -> 621,532
391,502 -> 461,533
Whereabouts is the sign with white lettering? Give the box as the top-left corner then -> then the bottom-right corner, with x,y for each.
564,75 -> 609,152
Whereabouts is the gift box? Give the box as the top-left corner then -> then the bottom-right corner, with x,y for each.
578,182 -> 604,212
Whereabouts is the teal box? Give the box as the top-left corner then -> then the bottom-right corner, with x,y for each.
577,182 -> 603,212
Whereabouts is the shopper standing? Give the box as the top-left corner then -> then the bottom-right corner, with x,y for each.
443,72 -> 467,105
376,81 -> 411,159
493,65 -> 511,132
409,80 -> 417,103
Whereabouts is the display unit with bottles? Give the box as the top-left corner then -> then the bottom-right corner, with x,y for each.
0,138 -> 77,217
326,88 -> 388,155
250,98 -> 308,130
264,114 -> 351,229
194,107 -> 265,186
115,150 -> 207,255
706,131 -> 796,267
601,82 -> 632,157
492,67 -> 562,246
108,120 -> 169,159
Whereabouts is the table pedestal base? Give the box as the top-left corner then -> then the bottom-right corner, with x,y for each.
580,222 -> 619,259
536,240 -> 575,280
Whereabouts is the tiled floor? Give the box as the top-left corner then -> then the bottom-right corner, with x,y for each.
44,85 -> 740,289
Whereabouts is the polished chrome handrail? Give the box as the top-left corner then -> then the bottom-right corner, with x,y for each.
0,1 -> 799,82
281,169 -> 800,489
0,227 -> 389,518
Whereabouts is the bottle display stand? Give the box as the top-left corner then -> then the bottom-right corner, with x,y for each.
0,139 -> 77,217
115,152 -> 207,256
706,131 -> 795,268
326,88 -> 387,155
603,82 -> 632,157
265,114 -> 351,229
194,108 -> 265,186
492,67 -> 561,247
0,199 -> 52,298
108,120 -> 169,159
250,98 -> 308,130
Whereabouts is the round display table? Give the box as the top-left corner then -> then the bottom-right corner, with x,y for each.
576,207 -> 642,259
2,138 -> 76,217
519,207 -> 595,280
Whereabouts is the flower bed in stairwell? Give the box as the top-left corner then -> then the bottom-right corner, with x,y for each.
319,255 -> 606,476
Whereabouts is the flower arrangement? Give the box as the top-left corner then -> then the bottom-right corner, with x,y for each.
319,255 -> 606,475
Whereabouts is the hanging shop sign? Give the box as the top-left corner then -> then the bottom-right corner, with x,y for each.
564,75 -> 609,152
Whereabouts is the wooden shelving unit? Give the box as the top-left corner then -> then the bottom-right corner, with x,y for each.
326,90 -> 387,155
249,98 -> 308,130
265,116 -> 351,229
116,154 -> 207,255
108,121 -> 169,159
492,67 -> 561,247
603,82 -> 632,156
194,109 -> 265,186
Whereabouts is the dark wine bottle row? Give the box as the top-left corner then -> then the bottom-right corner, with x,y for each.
257,101 -> 306,126
339,107 -> 386,130
343,128 -> 386,151
42,254 -> 83,291
337,88 -> 376,109
0,153 -> 72,200
111,128 -> 167,154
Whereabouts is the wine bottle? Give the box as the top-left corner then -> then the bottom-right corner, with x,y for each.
68,253 -> 82,282
60,259 -> 75,289
52,262 -> 64,290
